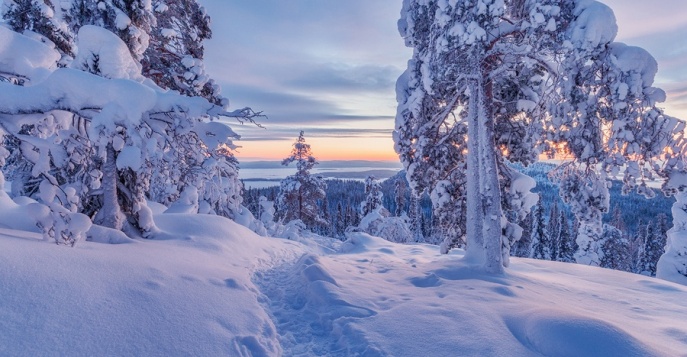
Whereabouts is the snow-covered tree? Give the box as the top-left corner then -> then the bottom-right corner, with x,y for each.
361,175 -> 383,218
530,203 -> 550,260
142,0 -> 225,105
0,25 -> 259,241
547,201 -> 561,261
394,179 -> 406,217
276,131 -> 327,229
396,0 -> 686,274
65,0 -> 155,61
557,212 -> 576,263
408,192 -> 423,243
599,224 -> 632,272
639,218 -> 666,276
358,182 -> 412,244
511,211 -> 533,258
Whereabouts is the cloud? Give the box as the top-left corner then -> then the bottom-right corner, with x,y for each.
285,63 -> 400,92
221,83 -> 395,128
602,0 -> 687,40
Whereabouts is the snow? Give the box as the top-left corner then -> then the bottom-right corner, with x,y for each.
657,190 -> 687,284
115,145 -> 142,170
569,0 -> 618,52
1,218 -> 686,356
0,25 -> 59,82
73,25 -> 144,81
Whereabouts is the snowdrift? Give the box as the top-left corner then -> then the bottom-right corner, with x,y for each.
1,218 -> 686,356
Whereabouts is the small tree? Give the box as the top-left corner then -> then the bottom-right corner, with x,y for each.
511,211 -> 533,258
558,212 -> 576,263
531,203 -> 551,260
361,175 -> 383,217
600,225 -> 632,272
276,131 -> 327,229
640,214 -> 668,276
394,179 -> 406,217
547,201 -> 561,261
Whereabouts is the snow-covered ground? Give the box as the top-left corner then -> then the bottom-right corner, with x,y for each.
1,214 -> 686,356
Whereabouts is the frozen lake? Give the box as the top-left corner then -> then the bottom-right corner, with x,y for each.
239,161 -> 403,189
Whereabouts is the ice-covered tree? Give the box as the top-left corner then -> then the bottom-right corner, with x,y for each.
276,131 -> 327,229
408,192 -> 424,243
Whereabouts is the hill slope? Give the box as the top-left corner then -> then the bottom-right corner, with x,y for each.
1,214 -> 686,356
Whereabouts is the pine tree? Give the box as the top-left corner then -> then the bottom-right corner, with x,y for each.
335,202 -> 345,238
276,131 -> 327,229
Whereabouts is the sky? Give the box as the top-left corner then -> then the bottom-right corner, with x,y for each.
198,0 -> 687,161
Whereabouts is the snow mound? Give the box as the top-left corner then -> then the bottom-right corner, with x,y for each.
569,0 -> 617,52
0,190 -> 41,232
505,309 -> 660,357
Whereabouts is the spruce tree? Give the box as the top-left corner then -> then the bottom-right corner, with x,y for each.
547,201 -> 561,261
361,175 -> 383,217
276,131 -> 327,229
600,225 -> 632,272
394,179 -> 406,217
511,211 -> 533,258
531,203 -> 551,260
640,214 -> 668,276
558,212 -> 576,263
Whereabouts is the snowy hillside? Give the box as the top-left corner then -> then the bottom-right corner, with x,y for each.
1,214 -> 686,356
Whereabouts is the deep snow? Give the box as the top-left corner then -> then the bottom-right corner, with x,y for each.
1,213 -> 686,356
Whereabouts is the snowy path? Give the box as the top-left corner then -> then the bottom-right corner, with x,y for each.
254,253 -> 379,356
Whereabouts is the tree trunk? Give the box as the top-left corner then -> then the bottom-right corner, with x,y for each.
465,79 -> 485,265
478,78 -> 505,274
97,143 -> 123,230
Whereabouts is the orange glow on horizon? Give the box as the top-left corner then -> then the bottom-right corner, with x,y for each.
233,136 -> 399,161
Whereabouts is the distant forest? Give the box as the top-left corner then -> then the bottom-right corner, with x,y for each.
243,162 -> 673,275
